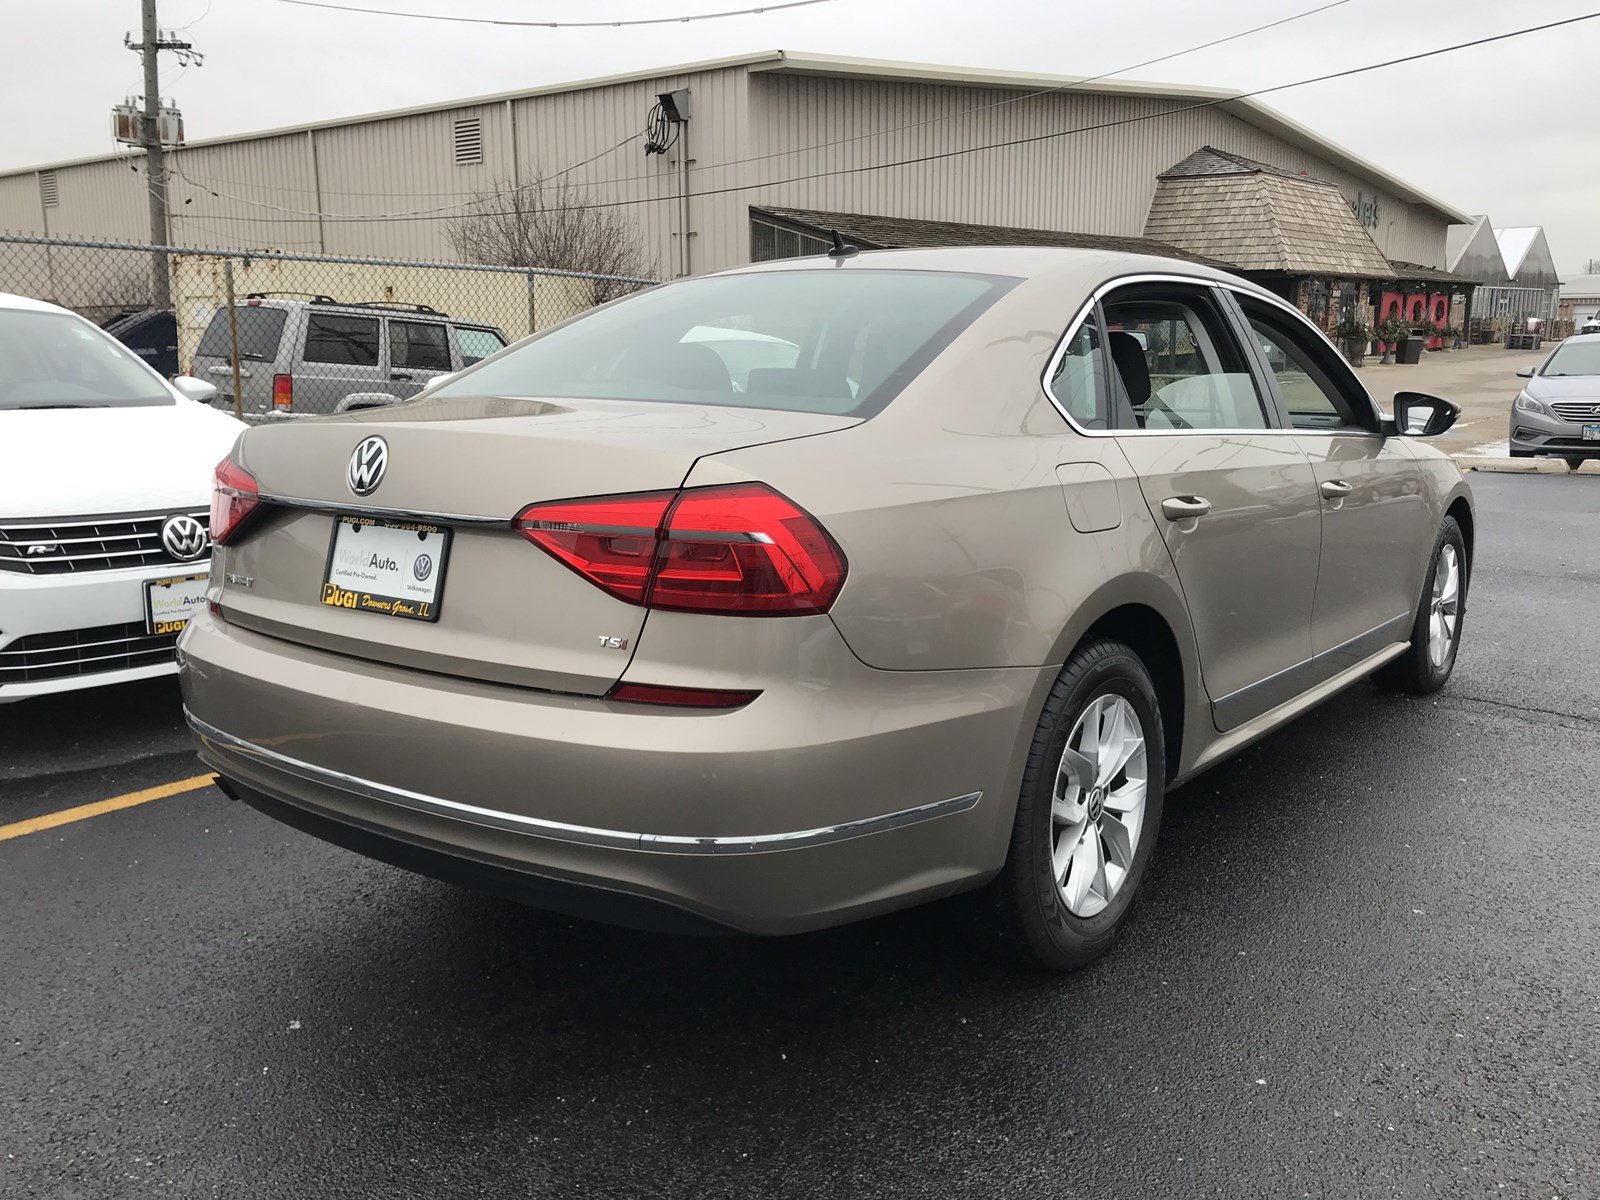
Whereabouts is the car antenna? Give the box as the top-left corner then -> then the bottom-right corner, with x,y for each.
827,230 -> 859,260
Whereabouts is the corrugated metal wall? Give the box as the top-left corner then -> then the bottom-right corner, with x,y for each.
0,62 -> 1449,275
737,73 -> 1446,270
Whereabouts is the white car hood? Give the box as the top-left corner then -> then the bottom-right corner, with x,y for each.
0,402 -> 244,519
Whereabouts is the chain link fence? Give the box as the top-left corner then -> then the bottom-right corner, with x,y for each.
0,234 -> 657,418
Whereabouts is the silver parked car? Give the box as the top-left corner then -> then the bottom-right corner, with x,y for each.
1510,333 -> 1600,466
190,297 -> 508,416
181,247 -> 1473,970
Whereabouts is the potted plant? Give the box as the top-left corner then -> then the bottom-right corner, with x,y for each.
1428,322 -> 1448,351
1336,315 -> 1371,367
1376,313 -> 1410,364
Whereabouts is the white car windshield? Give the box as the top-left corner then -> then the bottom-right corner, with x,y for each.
0,309 -> 173,410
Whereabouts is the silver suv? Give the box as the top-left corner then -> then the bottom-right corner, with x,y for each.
190,296 -> 508,416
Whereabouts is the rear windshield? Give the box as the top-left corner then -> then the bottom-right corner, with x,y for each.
196,305 -> 288,362
432,269 -> 1016,417
1541,340 -> 1600,377
0,309 -> 172,410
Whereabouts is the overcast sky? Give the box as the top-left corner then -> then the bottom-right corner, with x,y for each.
3,0 -> 1595,272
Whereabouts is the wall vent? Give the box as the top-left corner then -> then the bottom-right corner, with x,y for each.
452,117 -> 483,166
39,171 -> 59,208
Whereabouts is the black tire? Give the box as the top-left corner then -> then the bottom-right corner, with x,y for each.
1375,515 -> 1467,695
1563,457 -> 1587,472
989,639 -> 1167,971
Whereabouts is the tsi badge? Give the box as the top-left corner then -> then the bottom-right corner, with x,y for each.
347,435 -> 389,497
597,635 -> 629,650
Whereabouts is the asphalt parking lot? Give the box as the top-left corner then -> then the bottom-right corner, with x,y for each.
3,472 -> 1597,1200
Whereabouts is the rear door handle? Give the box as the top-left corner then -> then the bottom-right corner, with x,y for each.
390,370 -> 414,381
1320,479 -> 1355,498
1160,495 -> 1212,521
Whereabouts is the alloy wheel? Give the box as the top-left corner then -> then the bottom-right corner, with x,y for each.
1428,543 -> 1461,669
1050,694 -> 1149,918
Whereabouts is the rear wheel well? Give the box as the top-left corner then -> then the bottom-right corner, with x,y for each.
1082,605 -> 1184,783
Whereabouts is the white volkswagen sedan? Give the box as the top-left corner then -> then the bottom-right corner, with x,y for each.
0,292 -> 243,702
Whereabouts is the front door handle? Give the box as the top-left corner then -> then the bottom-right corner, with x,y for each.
1320,479 -> 1355,498
390,370 -> 414,381
1161,495 -> 1212,521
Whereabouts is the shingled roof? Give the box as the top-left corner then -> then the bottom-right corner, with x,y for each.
753,206 -> 1229,267
1143,149 -> 1394,279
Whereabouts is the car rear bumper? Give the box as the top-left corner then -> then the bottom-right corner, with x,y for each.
179,611 -> 1049,934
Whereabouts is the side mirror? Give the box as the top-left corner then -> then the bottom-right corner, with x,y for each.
1392,391 -> 1460,437
171,375 -> 219,405
1515,366 -> 1537,379
418,371 -> 457,394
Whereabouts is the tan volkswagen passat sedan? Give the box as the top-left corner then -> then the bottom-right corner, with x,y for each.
180,248 -> 1473,970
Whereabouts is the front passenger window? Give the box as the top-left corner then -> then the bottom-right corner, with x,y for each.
1243,304 -> 1373,431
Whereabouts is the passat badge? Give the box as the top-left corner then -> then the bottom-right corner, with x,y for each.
160,513 -> 209,561
347,436 -> 388,497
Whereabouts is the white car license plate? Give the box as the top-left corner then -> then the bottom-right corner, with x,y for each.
1583,424 -> 1600,442
145,573 -> 209,635
321,517 -> 450,622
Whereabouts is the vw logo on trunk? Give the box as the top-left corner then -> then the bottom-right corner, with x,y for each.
160,514 -> 209,561
347,436 -> 389,496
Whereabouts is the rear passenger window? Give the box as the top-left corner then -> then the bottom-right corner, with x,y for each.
391,321 -> 451,371
303,314 -> 379,366
1048,322 -> 1108,428
456,327 -> 506,366
1101,288 -> 1268,431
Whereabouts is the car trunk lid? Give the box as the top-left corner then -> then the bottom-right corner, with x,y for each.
216,394 -> 859,694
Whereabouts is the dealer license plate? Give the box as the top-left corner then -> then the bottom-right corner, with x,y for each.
1583,424 -> 1600,442
321,516 -> 450,622
145,573 -> 209,636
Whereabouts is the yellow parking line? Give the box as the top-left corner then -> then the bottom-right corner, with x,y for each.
0,774 -> 217,842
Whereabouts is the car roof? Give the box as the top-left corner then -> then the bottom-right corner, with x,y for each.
0,291 -> 78,316
715,244 -> 1272,301
238,297 -> 455,320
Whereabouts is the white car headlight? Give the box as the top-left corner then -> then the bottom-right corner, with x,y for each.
1514,392 -> 1552,417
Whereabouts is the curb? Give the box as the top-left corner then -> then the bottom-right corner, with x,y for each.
1451,455 -> 1600,475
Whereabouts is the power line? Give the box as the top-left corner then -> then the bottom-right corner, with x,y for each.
181,7 -> 1600,226
167,0 -> 1352,214
271,0 -> 835,27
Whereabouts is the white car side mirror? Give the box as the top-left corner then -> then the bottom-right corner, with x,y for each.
172,376 -> 219,405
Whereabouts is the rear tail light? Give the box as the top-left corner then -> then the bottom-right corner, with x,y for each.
271,374 -> 293,409
210,456 -> 261,546
515,482 -> 846,616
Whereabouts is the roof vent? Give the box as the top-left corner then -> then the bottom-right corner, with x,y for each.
453,117 -> 483,166
39,171 -> 59,208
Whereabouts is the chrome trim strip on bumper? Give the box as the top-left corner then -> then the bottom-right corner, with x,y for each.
184,709 -> 982,855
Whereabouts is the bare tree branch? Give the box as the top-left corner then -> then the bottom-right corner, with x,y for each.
447,175 -> 655,302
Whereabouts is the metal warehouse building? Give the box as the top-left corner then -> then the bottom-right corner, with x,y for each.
1,50 -> 1466,283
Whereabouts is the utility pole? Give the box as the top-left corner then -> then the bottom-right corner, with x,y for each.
125,1 -> 199,308
139,0 -> 169,306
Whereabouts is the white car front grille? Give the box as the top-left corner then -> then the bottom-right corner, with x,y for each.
0,510 -> 209,575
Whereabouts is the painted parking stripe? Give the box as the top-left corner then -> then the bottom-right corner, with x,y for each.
0,774 -> 216,842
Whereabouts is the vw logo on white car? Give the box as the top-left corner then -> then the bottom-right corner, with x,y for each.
160,513 -> 210,561
348,436 -> 389,497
